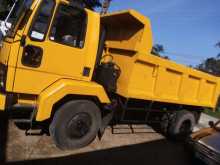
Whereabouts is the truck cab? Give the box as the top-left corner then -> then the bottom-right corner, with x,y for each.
0,0 -> 123,150
0,0 -> 111,113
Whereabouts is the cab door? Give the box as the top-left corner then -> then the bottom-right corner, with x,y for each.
13,0 -> 90,94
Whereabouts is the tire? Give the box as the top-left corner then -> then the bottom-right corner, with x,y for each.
168,110 -> 196,141
49,100 -> 101,150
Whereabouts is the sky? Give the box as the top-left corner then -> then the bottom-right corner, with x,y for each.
109,0 -> 220,66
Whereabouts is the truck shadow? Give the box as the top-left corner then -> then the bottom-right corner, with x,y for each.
0,109 -> 204,165
5,139 -> 201,165
0,112 -> 8,164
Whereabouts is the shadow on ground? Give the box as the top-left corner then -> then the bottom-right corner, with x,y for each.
0,111 -> 205,165
5,139 -> 200,165
0,112 -> 8,163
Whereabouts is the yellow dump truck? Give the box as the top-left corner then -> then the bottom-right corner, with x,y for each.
0,0 -> 219,150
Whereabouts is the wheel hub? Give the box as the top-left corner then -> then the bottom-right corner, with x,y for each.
179,120 -> 191,135
66,113 -> 92,139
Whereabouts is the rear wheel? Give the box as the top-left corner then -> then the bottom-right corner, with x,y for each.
49,100 -> 101,150
168,110 -> 196,140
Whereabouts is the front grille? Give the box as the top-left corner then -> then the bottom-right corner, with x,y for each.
195,142 -> 220,164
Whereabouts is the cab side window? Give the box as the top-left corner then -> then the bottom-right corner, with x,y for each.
29,0 -> 55,41
50,4 -> 87,49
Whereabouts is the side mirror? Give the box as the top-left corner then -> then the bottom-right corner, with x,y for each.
209,121 -> 215,128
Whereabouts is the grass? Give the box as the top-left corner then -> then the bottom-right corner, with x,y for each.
204,108 -> 220,119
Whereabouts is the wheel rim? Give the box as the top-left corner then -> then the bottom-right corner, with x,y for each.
66,113 -> 92,139
179,120 -> 191,135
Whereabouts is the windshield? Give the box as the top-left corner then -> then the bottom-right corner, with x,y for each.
7,0 -> 33,23
6,0 -> 33,35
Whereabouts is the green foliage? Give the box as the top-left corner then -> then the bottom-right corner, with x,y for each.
197,57 -> 220,76
151,44 -> 169,59
81,0 -> 102,9
152,44 -> 164,56
0,0 -> 14,11
216,42 -> 220,57
196,42 -> 220,76
204,108 -> 220,119
216,42 -> 220,48
0,0 -> 14,19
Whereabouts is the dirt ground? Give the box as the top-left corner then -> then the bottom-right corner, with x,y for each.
0,120 -> 198,165
1,112 -> 216,165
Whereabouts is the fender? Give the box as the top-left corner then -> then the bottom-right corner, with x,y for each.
36,79 -> 110,121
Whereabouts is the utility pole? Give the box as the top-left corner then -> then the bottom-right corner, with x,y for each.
101,0 -> 111,15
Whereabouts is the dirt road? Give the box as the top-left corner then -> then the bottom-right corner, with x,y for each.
2,113 -> 217,165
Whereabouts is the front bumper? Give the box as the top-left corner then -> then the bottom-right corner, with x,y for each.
0,92 -> 6,110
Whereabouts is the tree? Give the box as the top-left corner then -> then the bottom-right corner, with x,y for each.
151,44 -> 169,59
101,0 -> 111,14
216,42 -> 220,48
78,0 -> 113,12
0,0 -> 14,19
151,44 -> 164,56
81,0 -> 102,9
196,42 -> 220,76
70,0 -> 102,10
216,42 -> 220,57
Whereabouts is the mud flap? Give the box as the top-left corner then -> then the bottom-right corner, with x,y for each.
98,110 -> 114,140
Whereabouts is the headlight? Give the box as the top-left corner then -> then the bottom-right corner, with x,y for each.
0,64 -> 7,92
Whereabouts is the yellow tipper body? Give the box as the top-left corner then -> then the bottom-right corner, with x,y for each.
101,10 -> 220,109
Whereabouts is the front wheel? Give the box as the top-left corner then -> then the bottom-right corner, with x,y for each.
49,100 -> 101,150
